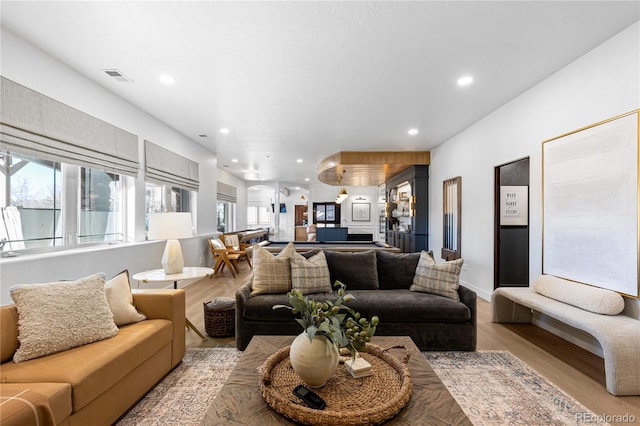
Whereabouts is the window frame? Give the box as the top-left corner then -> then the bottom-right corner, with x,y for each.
1,151 -> 131,254
442,176 -> 462,261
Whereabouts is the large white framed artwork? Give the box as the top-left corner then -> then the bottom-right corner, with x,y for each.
542,110 -> 639,297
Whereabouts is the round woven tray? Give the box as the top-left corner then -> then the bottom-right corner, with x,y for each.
258,343 -> 412,425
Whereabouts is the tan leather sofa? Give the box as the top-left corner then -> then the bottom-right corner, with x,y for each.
0,289 -> 186,426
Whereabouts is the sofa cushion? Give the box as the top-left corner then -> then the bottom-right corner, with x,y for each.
10,274 -> 119,362
241,291 -> 336,322
376,250 -> 431,290
532,274 -> 625,315
0,318 -> 172,412
410,252 -> 463,301
290,251 -> 332,294
105,270 -> 146,326
242,289 -> 470,324
347,290 -> 471,323
324,250 -> 379,290
251,242 -> 295,295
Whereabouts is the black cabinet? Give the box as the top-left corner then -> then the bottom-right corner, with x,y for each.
386,165 -> 428,253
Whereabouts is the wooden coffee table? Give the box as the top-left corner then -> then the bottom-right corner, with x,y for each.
202,335 -> 471,425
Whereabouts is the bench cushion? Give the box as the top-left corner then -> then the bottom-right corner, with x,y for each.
532,275 -> 624,315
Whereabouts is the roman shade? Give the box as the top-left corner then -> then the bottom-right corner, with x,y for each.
217,182 -> 237,203
144,140 -> 199,191
0,76 -> 139,176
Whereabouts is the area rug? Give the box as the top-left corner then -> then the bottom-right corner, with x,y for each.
118,348 -> 605,425
116,348 -> 241,426
424,351 -> 607,426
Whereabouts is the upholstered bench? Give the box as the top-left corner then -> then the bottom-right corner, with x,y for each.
492,275 -> 640,396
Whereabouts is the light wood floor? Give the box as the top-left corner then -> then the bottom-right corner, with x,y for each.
182,268 -> 640,425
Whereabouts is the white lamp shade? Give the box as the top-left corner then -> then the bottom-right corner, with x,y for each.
148,212 -> 193,240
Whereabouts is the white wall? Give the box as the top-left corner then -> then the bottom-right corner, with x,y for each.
429,22 -> 639,307
217,168 -> 248,231
0,29 -> 220,302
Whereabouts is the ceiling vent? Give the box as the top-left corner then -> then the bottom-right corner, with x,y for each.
102,69 -> 133,83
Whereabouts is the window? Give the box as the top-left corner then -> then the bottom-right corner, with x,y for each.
80,168 -> 123,243
145,183 -> 192,235
313,202 -> 340,227
1,152 -> 127,252
1,153 -> 62,250
217,201 -> 235,233
248,205 -> 270,228
442,176 -> 462,260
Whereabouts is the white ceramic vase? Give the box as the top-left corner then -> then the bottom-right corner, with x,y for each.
289,332 -> 340,388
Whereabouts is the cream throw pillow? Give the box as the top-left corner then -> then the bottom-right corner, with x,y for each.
251,242 -> 295,296
10,273 -> 119,362
291,250 -> 332,294
532,274 -> 625,315
410,251 -> 463,301
105,270 -> 146,326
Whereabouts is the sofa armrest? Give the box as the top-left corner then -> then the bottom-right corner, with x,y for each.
235,279 -> 253,350
0,387 -> 56,426
457,285 -> 477,348
133,289 -> 186,368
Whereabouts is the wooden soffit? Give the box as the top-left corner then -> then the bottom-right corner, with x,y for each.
317,151 -> 430,186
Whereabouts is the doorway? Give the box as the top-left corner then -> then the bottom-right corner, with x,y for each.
494,157 -> 530,288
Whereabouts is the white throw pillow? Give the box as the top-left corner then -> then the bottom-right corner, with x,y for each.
10,273 -> 119,362
105,270 -> 146,326
532,275 -> 625,315
410,251 -> 463,301
291,250 -> 332,294
251,242 -> 295,296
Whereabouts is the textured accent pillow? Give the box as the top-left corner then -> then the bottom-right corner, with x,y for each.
324,250 -> 379,290
10,273 -> 119,362
105,270 -> 146,326
291,250 -> 332,294
532,275 -> 625,315
250,242 -> 295,296
410,251 -> 463,300
376,250 -> 431,290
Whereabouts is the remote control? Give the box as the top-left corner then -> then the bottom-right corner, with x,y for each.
292,384 -> 326,410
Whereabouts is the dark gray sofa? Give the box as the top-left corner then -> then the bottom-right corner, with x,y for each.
235,249 -> 477,351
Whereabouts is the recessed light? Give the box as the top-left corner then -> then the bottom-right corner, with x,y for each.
219,128 -> 230,135
296,159 -> 303,163
408,128 -> 418,136
305,178 -> 310,182
158,74 -> 175,85
231,158 -> 238,163
457,75 -> 474,86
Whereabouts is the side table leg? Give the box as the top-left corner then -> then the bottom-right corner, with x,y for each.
186,317 -> 207,341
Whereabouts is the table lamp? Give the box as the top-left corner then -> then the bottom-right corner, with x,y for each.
148,212 -> 193,274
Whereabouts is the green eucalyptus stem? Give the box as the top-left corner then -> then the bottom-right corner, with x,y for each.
273,280 -> 379,358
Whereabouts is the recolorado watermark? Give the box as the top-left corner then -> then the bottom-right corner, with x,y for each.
576,412 -> 636,423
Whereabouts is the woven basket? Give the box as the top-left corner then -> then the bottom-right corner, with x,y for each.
203,297 -> 235,337
258,343 -> 412,425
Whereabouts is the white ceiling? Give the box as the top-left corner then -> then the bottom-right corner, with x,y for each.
2,1 -> 638,187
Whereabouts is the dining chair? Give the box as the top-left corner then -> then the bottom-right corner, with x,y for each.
208,238 -> 241,278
